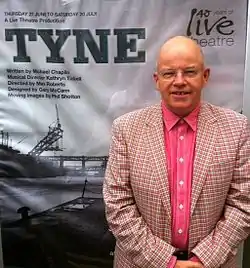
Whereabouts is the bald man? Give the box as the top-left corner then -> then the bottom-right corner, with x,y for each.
103,36 -> 250,268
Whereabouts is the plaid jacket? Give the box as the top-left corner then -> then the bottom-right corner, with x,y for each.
103,102 -> 250,268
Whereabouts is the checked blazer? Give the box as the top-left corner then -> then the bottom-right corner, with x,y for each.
103,102 -> 250,268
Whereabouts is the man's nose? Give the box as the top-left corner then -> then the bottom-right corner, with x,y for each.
173,71 -> 186,85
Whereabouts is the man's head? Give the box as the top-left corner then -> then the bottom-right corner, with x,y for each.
153,36 -> 210,117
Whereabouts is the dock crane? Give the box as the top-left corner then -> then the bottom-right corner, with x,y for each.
28,105 -> 63,157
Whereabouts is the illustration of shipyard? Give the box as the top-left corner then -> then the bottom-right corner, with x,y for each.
1,105 -> 115,268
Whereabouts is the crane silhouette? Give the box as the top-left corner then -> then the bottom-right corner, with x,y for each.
28,105 -> 63,157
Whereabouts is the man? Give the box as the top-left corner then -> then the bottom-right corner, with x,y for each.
103,36 -> 250,268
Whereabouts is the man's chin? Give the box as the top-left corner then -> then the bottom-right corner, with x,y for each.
169,104 -> 193,116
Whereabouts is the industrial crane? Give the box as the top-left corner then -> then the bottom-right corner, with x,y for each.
28,105 -> 63,157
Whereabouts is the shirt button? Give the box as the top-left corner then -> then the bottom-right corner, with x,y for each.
178,229 -> 183,234
179,136 -> 184,140
179,204 -> 184,210
179,180 -> 184,186
179,157 -> 184,163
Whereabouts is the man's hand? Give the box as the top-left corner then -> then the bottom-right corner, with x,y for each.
175,260 -> 204,268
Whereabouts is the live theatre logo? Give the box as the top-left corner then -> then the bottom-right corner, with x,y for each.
186,8 -> 235,47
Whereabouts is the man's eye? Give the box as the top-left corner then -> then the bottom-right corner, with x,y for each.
163,72 -> 175,77
184,70 -> 197,76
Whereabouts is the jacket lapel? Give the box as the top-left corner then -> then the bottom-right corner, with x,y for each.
145,104 -> 171,220
191,102 -> 217,216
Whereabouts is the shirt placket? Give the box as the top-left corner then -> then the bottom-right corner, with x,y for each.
174,121 -> 188,249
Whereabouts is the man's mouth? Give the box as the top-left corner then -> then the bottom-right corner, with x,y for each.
171,91 -> 190,95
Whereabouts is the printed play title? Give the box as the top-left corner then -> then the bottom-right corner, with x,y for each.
5,28 -> 146,63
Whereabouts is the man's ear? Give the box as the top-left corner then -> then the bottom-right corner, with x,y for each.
153,72 -> 160,90
203,68 -> 210,83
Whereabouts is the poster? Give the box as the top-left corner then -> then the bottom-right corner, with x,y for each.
0,0 -> 247,267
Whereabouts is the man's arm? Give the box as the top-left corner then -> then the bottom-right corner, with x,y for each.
192,117 -> 250,268
103,119 -> 176,268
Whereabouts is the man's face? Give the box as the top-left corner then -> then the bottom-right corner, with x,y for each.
153,46 -> 210,116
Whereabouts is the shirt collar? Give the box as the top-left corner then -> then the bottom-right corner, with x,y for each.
161,101 -> 200,132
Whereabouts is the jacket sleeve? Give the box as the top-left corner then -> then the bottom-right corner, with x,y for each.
192,117 -> 250,268
103,119 -> 176,268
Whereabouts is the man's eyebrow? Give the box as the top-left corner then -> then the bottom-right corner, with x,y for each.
160,66 -> 198,71
185,66 -> 198,69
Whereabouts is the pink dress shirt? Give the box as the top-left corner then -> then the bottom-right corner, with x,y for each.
161,102 -> 201,267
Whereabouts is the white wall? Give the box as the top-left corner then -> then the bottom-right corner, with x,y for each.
243,1 -> 250,119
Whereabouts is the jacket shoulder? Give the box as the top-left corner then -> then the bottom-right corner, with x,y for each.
203,102 -> 248,127
113,104 -> 160,128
